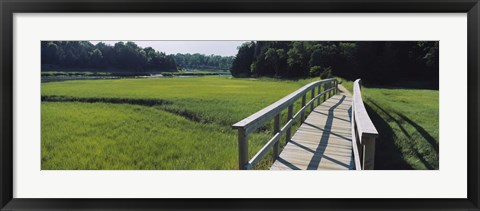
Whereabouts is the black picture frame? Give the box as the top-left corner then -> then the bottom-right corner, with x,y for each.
1,0 -> 479,210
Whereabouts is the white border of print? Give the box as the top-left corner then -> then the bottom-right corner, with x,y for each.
13,13 -> 466,198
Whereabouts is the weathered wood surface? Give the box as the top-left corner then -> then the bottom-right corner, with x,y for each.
351,79 -> 379,170
233,78 -> 336,134
233,78 -> 338,170
270,91 -> 354,170
352,79 -> 378,139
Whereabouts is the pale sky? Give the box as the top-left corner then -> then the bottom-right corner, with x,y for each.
89,41 -> 248,56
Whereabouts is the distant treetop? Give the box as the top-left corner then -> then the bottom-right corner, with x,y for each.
41,41 -> 235,72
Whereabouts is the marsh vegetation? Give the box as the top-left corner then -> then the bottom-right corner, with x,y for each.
41,41 -> 439,170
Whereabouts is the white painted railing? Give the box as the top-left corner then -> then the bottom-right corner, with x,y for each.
351,79 -> 379,170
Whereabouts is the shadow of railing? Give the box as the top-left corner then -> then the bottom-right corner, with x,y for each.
367,100 -> 438,170
364,101 -> 413,170
307,95 -> 346,170
395,112 -> 439,156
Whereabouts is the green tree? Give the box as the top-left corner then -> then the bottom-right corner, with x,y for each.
265,48 -> 286,77
230,42 -> 255,77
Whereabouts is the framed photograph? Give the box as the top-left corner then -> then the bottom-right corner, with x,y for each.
1,0 -> 479,210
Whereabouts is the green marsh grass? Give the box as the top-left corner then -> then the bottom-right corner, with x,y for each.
42,77 -> 322,170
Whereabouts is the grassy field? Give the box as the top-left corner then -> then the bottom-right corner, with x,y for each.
42,102 -> 239,169
42,77 -> 320,170
338,78 -> 439,170
42,76 -> 438,170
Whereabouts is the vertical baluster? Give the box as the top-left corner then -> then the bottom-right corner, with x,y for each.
301,94 -> 306,122
335,80 -> 339,94
310,88 -> 315,112
323,83 -> 327,102
286,105 -> 293,143
329,82 -> 332,98
362,135 -> 377,170
273,114 -> 281,159
237,128 -> 249,170
317,85 -> 321,105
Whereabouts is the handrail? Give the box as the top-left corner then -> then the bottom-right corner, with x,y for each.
232,78 -> 339,170
351,79 -> 379,170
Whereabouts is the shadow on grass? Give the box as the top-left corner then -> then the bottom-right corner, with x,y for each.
365,102 -> 413,170
367,100 -> 438,170
395,112 -> 439,156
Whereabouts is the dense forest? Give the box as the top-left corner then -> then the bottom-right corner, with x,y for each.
231,41 -> 439,86
174,54 -> 234,71
41,41 -> 233,72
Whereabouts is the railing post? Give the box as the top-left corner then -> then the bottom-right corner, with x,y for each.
273,114 -> 281,158
327,82 -> 330,97
317,85 -> 321,105
301,94 -> 306,122
328,81 -> 334,98
335,80 -> 339,94
286,105 -> 293,143
323,83 -> 327,102
361,135 -> 376,170
310,88 -> 315,111
237,128 -> 249,170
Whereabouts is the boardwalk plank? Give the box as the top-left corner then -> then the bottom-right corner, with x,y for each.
271,93 -> 353,170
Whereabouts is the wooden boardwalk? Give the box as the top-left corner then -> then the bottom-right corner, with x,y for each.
233,79 -> 377,170
270,91 -> 354,170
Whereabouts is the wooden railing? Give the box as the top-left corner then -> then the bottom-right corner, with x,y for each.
232,78 -> 338,170
351,79 -> 379,170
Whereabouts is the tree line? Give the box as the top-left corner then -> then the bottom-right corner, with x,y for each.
174,53 -> 234,71
230,41 -> 439,85
41,41 -> 234,72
